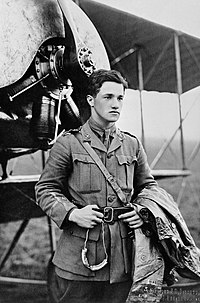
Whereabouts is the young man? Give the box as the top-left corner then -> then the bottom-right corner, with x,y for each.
35,69 -> 157,303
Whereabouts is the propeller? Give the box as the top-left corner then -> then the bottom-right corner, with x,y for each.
57,0 -> 110,76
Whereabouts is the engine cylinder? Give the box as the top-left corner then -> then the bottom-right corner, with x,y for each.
30,96 -> 56,141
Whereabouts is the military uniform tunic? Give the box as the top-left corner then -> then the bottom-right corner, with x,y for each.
35,119 -> 156,283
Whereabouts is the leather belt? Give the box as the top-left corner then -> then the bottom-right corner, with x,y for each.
95,206 -> 133,224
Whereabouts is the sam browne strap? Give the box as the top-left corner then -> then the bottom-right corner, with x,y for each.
74,133 -> 128,206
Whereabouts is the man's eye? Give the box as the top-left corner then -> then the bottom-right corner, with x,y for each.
104,96 -> 111,99
118,97 -> 124,101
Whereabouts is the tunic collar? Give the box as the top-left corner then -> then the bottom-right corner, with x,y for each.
81,120 -> 124,153
88,117 -> 116,140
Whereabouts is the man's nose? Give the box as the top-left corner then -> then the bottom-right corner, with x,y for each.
111,97 -> 119,108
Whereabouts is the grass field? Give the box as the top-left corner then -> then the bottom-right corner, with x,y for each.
0,138 -> 200,302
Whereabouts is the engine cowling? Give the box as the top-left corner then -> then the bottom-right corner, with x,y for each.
0,0 -> 110,150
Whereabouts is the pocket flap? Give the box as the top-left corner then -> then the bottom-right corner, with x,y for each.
70,223 -> 101,241
72,153 -> 95,164
116,155 -> 137,166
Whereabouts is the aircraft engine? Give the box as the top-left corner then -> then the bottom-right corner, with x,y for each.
0,0 -> 110,152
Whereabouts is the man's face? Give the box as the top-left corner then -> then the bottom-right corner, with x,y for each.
87,81 -> 125,128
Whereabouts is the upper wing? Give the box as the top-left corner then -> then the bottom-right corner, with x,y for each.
79,0 -> 200,93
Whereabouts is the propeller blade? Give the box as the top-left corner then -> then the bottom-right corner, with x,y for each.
57,0 -> 110,75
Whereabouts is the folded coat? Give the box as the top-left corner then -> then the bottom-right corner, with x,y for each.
126,185 -> 200,303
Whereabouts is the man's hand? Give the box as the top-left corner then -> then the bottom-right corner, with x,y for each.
68,205 -> 104,229
118,208 -> 143,229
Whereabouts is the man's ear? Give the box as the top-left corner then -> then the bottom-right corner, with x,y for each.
86,95 -> 94,107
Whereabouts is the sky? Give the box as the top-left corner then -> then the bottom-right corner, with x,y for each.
91,0 -> 200,142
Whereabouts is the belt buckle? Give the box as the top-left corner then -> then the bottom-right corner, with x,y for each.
103,207 -> 114,224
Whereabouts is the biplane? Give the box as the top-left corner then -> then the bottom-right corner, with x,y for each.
1,0 -> 200,302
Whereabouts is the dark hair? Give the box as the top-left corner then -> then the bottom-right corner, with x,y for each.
87,69 -> 128,97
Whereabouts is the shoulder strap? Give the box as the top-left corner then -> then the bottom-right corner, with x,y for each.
74,133 -> 128,205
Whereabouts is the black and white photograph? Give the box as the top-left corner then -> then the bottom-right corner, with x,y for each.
1,1 -> 200,302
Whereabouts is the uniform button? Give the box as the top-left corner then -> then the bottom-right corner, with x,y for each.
107,153 -> 113,159
108,196 -> 114,202
140,254 -> 147,262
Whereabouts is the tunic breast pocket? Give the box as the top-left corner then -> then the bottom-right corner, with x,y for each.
116,155 -> 137,190
72,153 -> 102,193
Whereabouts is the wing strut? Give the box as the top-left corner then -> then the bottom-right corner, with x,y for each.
137,48 -> 145,148
136,34 -> 188,175
174,32 -> 186,170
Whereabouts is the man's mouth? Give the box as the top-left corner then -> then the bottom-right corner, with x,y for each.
109,111 -> 119,114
